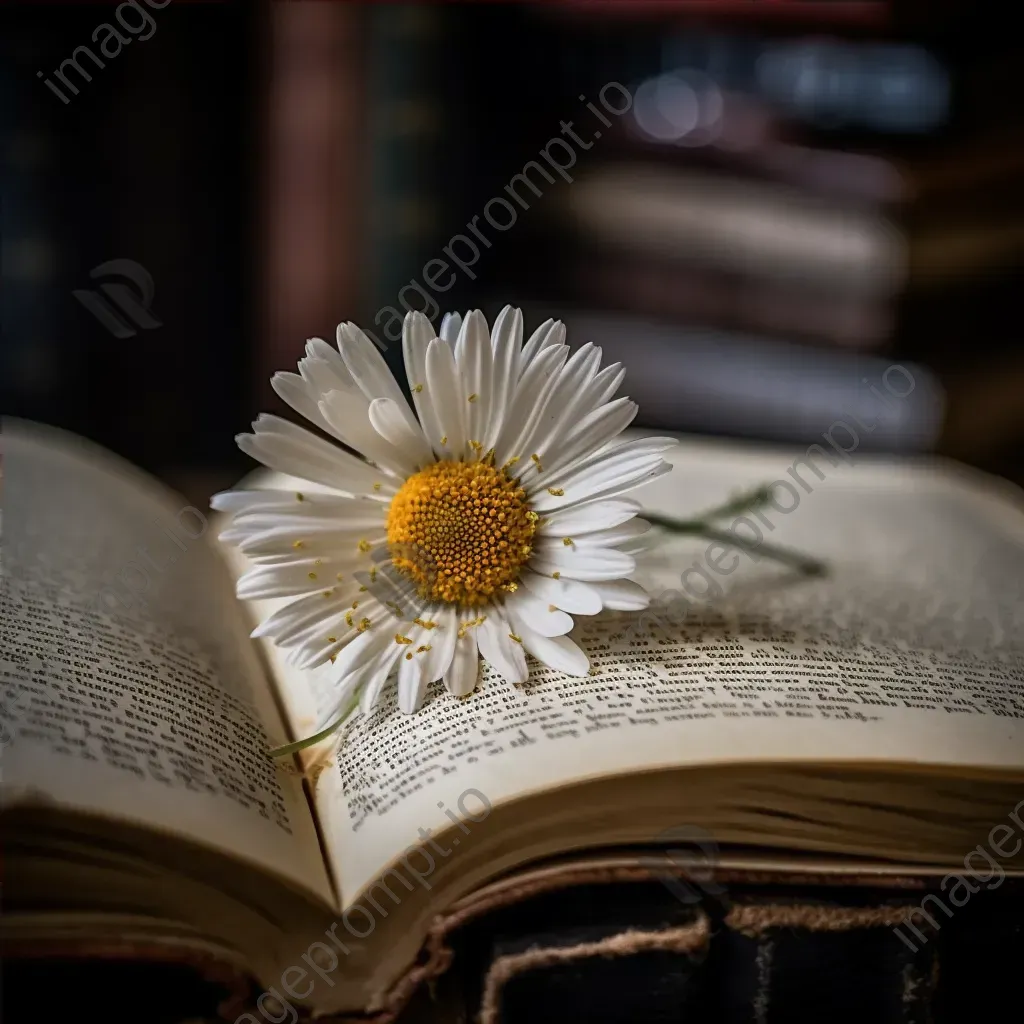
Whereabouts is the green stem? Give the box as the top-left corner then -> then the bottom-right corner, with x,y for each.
645,484 -> 826,578
691,483 -> 777,524
268,692 -> 360,759
689,525 -> 826,577
644,483 -> 775,533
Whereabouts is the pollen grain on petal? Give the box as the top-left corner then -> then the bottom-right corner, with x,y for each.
547,488 -> 564,496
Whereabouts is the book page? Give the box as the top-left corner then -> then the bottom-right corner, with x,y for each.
0,420 -> 332,903
292,435 -> 1024,899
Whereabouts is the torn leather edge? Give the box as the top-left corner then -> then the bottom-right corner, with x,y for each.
363,862 -> 931,1023
477,916 -> 710,1024
726,903 -> 923,937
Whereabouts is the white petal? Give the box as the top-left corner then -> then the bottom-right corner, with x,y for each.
516,625 -> 590,677
212,488 -> 319,514
519,318 -> 564,374
454,310 -> 492,452
588,579 -> 652,611
562,518 -> 651,549
402,312 -> 447,461
587,363 -> 626,407
358,561 -> 428,623
519,570 -> 603,615
443,627 -> 480,696
271,371 -> 337,439
359,646 -> 404,715
368,396 -> 434,469
314,667 -> 365,730
317,629 -> 400,714
251,602 -> 333,646
237,562 -> 357,600
217,488 -> 377,519
528,397 -> 637,489
237,417 -> 392,498
230,526 -> 386,559
530,547 -> 636,582
482,305 -> 521,452
510,343 -> 602,465
440,311 -> 463,344
425,337 -> 467,455
319,622 -> 391,682
544,435 -> 680,490
418,605 -> 458,682
336,322 -> 410,411
305,336 -> 353,385
537,499 -> 642,537
476,606 -> 528,684
505,588 -> 574,637
529,458 -> 671,513
316,390 -> 411,478
225,504 -> 386,533
493,344 -> 569,466
398,649 -> 427,713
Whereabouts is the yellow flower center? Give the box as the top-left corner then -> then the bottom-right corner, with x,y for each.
386,460 -> 536,607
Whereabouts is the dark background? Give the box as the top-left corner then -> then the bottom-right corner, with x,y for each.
3,0 -> 1023,502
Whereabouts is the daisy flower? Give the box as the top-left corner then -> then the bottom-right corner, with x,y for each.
214,306 -> 675,748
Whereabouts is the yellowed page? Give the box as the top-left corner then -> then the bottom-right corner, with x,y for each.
232,434 -> 1024,903
0,420 -> 332,904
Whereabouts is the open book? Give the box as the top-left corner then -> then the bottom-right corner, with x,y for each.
3,417 -> 1024,1019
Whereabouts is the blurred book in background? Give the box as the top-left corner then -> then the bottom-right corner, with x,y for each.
496,12 -> 1022,462
261,1 -> 365,407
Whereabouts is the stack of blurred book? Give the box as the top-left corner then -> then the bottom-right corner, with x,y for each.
509,13 -> 1023,455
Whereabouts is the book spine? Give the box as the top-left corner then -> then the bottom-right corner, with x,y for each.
260,1 -> 365,406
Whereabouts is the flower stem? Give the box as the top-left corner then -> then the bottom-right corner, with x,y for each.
268,692 -> 360,759
687,525 -> 826,577
645,484 -> 827,578
644,483 -> 775,532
